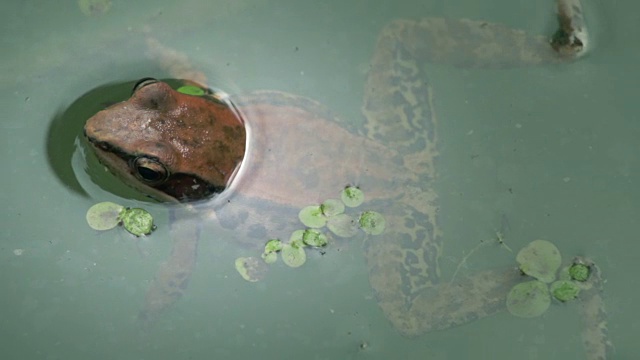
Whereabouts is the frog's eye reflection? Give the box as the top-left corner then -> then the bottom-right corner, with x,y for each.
131,156 -> 168,184
132,77 -> 159,94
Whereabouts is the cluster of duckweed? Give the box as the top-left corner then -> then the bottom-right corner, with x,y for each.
235,186 -> 386,280
506,239 -> 592,318
86,201 -> 156,237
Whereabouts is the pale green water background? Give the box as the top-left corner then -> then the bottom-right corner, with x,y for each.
1,0 -> 638,359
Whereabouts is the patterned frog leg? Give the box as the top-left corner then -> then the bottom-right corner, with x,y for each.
575,257 -> 614,360
361,3 -> 612,359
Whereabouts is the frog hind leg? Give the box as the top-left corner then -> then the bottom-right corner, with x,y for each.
361,17 -> 563,162
365,214 -> 523,336
360,17 -> 568,334
362,16 -> 613,358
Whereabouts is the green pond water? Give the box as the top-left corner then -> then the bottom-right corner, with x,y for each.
1,0 -> 637,359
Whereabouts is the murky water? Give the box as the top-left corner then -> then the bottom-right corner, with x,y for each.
1,0 -> 637,359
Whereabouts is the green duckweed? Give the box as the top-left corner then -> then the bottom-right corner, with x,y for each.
320,199 -> 345,217
359,211 -> 386,235
86,202 -> 124,231
341,186 -> 364,208
516,239 -> 562,283
302,229 -> 328,247
298,205 -> 327,228
281,241 -> 307,268
119,207 -> 155,237
550,280 -> 581,302
569,263 -> 590,282
506,280 -> 551,318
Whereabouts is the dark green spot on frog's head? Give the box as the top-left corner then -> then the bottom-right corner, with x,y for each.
223,125 -> 244,141
217,140 -> 231,153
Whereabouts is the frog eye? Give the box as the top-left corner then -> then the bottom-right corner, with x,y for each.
131,156 -> 168,184
132,78 -> 159,94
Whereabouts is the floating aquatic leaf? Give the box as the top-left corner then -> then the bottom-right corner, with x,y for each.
327,214 -> 360,238
569,263 -> 590,282
289,230 -> 305,243
516,239 -> 562,283
321,199 -> 345,217
86,202 -> 123,231
235,257 -> 267,282
298,205 -> 327,228
359,211 -> 386,235
550,280 -> 581,302
119,208 -> 155,237
506,280 -> 551,318
177,85 -> 205,96
282,241 -> 307,268
302,229 -> 328,247
264,239 -> 283,253
341,186 -> 364,208
261,251 -> 278,264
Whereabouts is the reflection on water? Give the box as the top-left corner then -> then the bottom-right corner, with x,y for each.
1,0 -> 638,358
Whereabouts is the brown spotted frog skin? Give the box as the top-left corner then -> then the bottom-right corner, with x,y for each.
84,2 -> 610,358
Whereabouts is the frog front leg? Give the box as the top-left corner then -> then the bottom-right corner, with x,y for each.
138,208 -> 201,326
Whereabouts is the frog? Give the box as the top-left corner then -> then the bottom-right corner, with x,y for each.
83,0 -> 611,358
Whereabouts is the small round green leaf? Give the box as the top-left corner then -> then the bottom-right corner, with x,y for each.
177,85 -> 205,96
86,202 -> 124,230
327,214 -> 360,238
321,199 -> 345,217
516,239 -> 562,283
289,230 -> 305,243
298,205 -> 327,228
569,263 -> 590,282
281,241 -> 307,268
261,251 -> 278,264
119,208 -> 155,237
235,257 -> 267,282
302,229 -> 328,247
264,239 -> 283,253
506,280 -> 551,318
359,211 -> 386,235
550,280 -> 581,302
341,186 -> 364,207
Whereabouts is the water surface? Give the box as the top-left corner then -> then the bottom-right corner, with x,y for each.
1,0 -> 637,358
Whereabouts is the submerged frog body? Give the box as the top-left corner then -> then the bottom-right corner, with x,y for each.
84,1 -> 611,358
